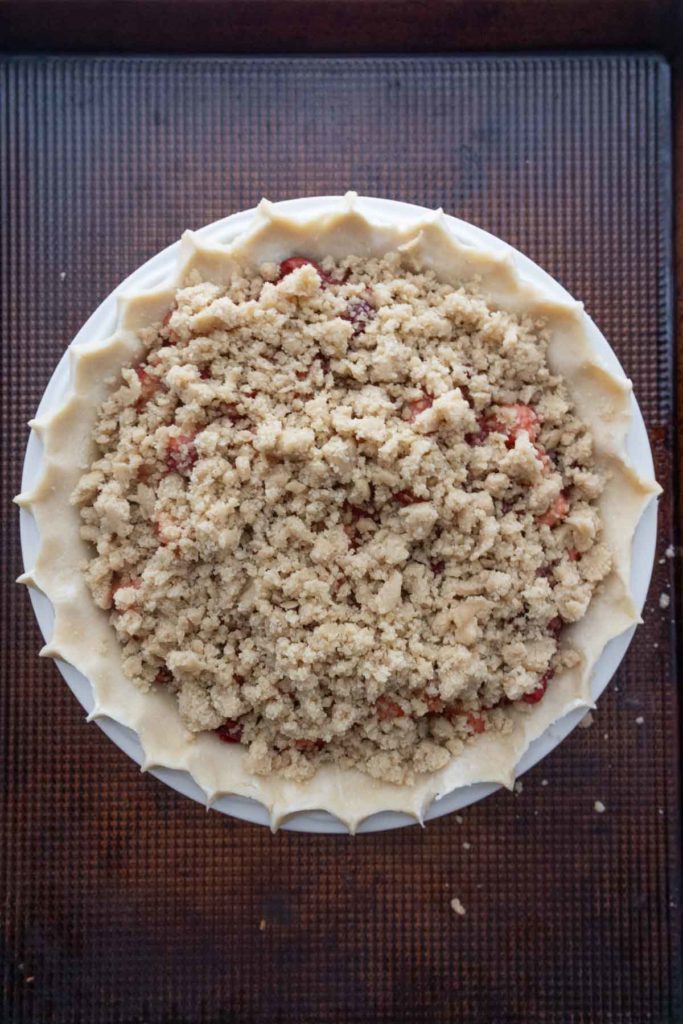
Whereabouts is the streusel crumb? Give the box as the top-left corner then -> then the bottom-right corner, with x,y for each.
72,253 -> 610,784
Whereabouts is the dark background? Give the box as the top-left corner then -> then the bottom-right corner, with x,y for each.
0,0 -> 680,56
0,7 -> 681,1024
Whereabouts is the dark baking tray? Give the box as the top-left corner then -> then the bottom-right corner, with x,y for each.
0,55 -> 679,1024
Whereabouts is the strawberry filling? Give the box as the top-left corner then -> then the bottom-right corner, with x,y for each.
154,666 -> 173,687
279,256 -> 335,286
467,712 -> 487,734
165,433 -> 197,476
501,403 -> 540,444
466,403 -> 541,449
393,490 -> 425,506
537,493 -> 570,527
441,704 -> 489,733
135,366 -> 162,410
465,413 -> 506,446
342,293 -> 376,336
343,523 -> 359,549
344,500 -> 379,524
522,670 -> 553,704
425,694 -> 445,714
106,574 -> 140,609
376,696 -> 405,721
548,616 -> 563,636
294,738 -> 325,752
219,403 -> 244,424
295,358 -> 330,384
407,392 -> 434,422
216,719 -> 243,743
342,500 -> 379,548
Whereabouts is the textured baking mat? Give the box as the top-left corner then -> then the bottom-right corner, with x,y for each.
0,55 -> 679,1024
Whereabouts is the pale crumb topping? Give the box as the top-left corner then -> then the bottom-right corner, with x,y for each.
72,252 -> 611,785
450,897 -> 467,916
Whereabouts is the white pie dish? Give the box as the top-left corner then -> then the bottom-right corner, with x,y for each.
17,194 -> 660,833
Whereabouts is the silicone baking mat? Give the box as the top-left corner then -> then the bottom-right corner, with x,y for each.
0,55 -> 679,1024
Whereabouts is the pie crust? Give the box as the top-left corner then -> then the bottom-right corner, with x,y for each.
16,194 -> 660,831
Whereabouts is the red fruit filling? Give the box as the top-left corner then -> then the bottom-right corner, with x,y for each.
467,712 -> 487,734
342,294 -> 376,336
376,696 -> 405,721
466,403 -> 541,448
165,433 -> 197,476
522,670 -> 553,704
294,738 -> 325,752
219,403 -> 243,423
537,493 -> 570,527
107,574 -> 140,609
393,490 -> 425,506
442,705 -> 487,733
216,719 -> 243,743
425,694 -> 445,714
342,500 -> 379,550
343,500 -> 379,524
135,366 -> 162,410
279,257 -> 334,285
407,392 -> 434,422
154,666 -> 173,686
501,403 -> 540,444
343,523 -> 359,549
465,413 -> 506,446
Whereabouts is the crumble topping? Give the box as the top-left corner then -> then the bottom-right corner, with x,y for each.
72,253 -> 611,785
450,897 -> 467,916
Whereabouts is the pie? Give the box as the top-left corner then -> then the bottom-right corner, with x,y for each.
18,196 -> 660,829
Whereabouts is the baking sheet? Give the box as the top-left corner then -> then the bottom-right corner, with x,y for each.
0,54 -> 679,1023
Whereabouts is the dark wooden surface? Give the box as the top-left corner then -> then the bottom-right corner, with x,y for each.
0,0 -> 680,55
0,53 -> 680,1024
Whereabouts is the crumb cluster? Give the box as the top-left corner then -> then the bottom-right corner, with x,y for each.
72,253 -> 611,784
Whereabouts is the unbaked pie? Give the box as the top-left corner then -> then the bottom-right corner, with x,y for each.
18,196 -> 660,828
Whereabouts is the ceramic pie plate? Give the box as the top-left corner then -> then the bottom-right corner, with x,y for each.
17,194 -> 660,834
